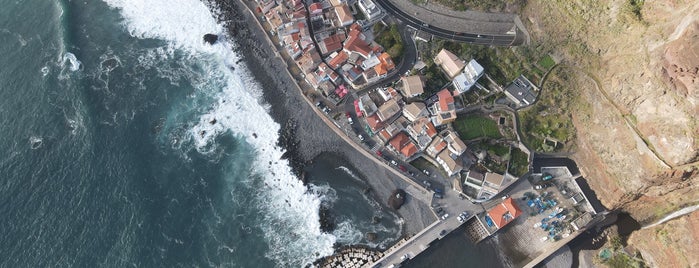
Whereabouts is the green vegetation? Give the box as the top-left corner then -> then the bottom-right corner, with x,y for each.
520,69 -> 577,152
453,114 -> 502,140
429,0 -> 525,12
434,40 -> 547,85
373,23 -> 403,61
537,55 -> 556,70
625,0 -> 645,22
508,148 -> 529,177
470,140 -> 509,174
420,61 -> 449,96
599,235 -> 647,268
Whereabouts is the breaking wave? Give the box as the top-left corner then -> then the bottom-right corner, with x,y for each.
102,0 -> 337,266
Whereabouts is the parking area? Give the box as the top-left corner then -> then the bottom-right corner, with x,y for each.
488,171 -> 594,265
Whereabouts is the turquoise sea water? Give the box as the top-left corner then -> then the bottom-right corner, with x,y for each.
0,0 -> 402,267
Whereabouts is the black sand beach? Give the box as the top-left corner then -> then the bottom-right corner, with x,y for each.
211,0 -> 434,246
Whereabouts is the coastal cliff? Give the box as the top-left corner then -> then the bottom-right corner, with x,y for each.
521,0 -> 699,266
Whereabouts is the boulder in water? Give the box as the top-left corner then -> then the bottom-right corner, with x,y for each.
366,232 -> 378,242
388,189 -> 406,210
203,34 -> 218,45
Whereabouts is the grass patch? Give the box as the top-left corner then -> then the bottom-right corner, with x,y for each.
373,23 -> 403,62
537,55 -> 556,70
453,114 -> 502,140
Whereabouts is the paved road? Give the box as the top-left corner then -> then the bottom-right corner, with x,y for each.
370,188 -> 484,267
375,0 -> 518,46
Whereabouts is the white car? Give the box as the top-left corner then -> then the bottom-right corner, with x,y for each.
441,213 -> 449,220
358,134 -> 364,141
457,216 -> 465,223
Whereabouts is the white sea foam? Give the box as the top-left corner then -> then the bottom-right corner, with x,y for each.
29,136 -> 43,150
62,52 -> 81,71
102,0 -> 337,266
333,220 -> 364,244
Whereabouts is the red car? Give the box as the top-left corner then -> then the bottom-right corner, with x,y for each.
375,150 -> 383,157
399,165 -> 407,172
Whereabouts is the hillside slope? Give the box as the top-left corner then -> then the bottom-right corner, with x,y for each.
521,0 -> 698,266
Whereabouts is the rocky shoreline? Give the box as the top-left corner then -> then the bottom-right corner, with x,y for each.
209,0 -> 435,264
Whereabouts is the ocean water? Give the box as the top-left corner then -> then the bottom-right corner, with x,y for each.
0,0 -> 399,267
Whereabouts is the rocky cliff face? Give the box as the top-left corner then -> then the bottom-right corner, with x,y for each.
522,0 -> 699,266
628,211 -> 699,268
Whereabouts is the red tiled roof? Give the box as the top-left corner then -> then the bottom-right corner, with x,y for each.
344,36 -> 372,58
487,197 -> 522,229
379,53 -> 395,70
328,51 -> 348,69
366,114 -> 384,132
321,34 -> 345,54
309,2 -> 323,13
425,121 -> 437,137
433,140 -> 447,152
389,132 -> 410,151
344,24 -> 371,58
374,63 -> 387,76
388,132 -> 418,157
437,89 -> 454,112
400,142 -> 418,158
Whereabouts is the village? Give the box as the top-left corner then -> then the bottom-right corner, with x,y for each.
248,0 -> 608,267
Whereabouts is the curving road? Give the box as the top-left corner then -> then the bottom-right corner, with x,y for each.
375,0 -> 519,46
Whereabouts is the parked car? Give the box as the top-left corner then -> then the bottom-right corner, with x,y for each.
534,182 -> 553,190
422,180 -> 432,188
345,112 -> 353,124
422,169 -> 430,175
440,213 -> 449,220
434,193 -> 443,199
358,134 -> 365,141
408,171 -> 415,176
390,160 -> 397,166
457,215 -> 465,223
375,150 -> 383,157
542,174 -> 554,181
439,230 -> 447,236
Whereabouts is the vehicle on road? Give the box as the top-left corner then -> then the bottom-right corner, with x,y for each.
358,134 -> 365,141
398,165 -> 407,172
422,169 -> 430,175
376,150 -> 383,157
440,213 -> 449,220
408,170 -> 415,176
345,112 -> 353,124
542,174 -> 554,181
390,160 -> 397,166
434,193 -> 443,199
422,180 -> 432,188
439,230 -> 447,236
